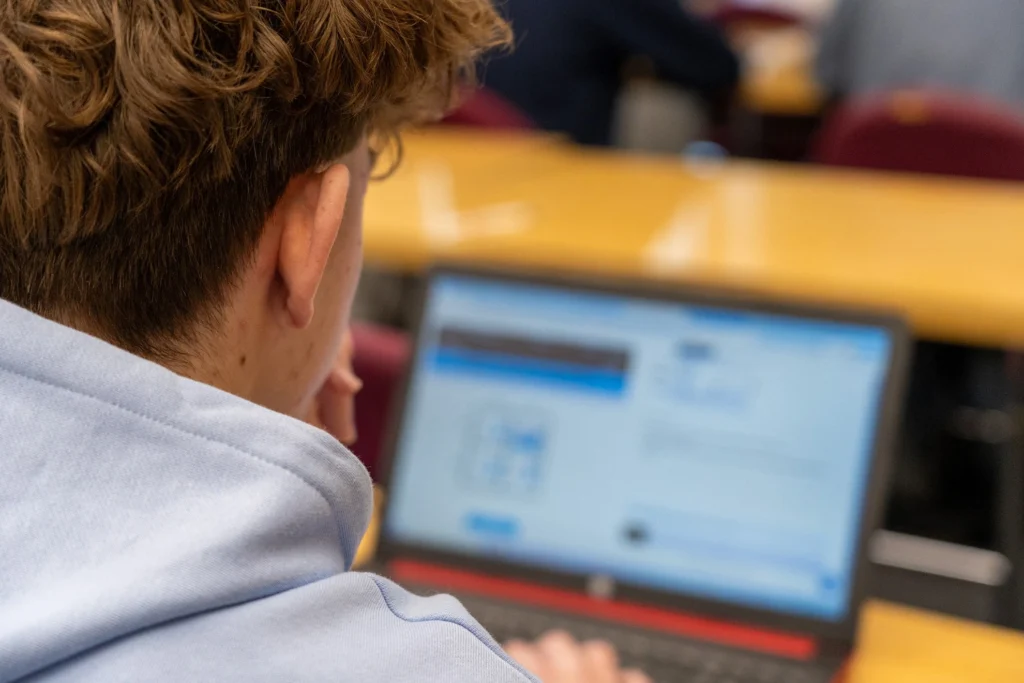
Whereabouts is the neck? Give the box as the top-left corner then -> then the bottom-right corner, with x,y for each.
174,311 -> 263,403
60,310 -> 253,398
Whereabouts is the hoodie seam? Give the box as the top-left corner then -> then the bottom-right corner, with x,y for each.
368,576 -> 537,682
0,362 -> 348,557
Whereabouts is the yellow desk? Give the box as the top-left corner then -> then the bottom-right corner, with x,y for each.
355,496 -> 1024,683
736,26 -> 824,116
366,129 -> 1024,348
852,602 -> 1024,683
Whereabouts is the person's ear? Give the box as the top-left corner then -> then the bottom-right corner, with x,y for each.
276,164 -> 351,328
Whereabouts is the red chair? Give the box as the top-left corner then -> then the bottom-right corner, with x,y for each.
350,324 -> 411,480
712,3 -> 803,30
813,91 -> 1024,182
442,87 -> 536,131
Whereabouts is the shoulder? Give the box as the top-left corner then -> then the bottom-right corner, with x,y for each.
356,574 -> 538,681
31,572 -> 536,683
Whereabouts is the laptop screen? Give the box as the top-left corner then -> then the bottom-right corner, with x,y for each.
386,273 -> 895,622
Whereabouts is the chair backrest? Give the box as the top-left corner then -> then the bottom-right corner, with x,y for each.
813,91 -> 1024,182
350,324 -> 411,480
712,3 -> 803,29
441,87 -> 536,131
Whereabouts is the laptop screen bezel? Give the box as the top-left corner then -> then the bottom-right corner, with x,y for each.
377,263 -> 911,649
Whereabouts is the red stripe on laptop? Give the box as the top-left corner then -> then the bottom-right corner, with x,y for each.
389,560 -> 817,660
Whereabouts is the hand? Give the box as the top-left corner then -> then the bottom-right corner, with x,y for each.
506,631 -> 651,683
306,330 -> 363,445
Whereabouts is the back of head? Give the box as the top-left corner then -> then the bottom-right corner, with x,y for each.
0,0 -> 506,360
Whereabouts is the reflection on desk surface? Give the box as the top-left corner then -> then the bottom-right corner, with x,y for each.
365,129 -> 1024,348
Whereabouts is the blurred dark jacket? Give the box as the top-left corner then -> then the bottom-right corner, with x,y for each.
817,0 -> 1024,108
482,0 -> 740,145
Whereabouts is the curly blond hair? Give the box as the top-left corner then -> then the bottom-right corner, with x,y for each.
0,0 -> 508,358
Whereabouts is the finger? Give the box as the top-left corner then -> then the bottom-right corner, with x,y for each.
326,356 -> 363,392
318,328 -> 363,445
328,328 -> 362,391
582,640 -> 620,683
537,630 -> 584,680
621,668 -> 653,683
504,638 -> 530,655
317,374 -> 359,445
505,640 -> 545,677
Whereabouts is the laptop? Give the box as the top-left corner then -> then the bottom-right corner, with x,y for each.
379,266 -> 911,683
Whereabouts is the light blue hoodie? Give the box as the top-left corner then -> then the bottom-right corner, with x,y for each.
0,299 -> 535,683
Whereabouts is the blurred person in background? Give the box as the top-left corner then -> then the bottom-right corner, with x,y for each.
482,0 -> 740,146
817,0 -> 1024,109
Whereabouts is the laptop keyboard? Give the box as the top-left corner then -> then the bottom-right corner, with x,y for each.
458,595 -> 829,683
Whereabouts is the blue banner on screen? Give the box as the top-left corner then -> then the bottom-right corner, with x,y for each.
430,328 -> 630,396
386,274 -> 893,622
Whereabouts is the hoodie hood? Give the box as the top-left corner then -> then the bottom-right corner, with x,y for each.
0,299 -> 372,682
